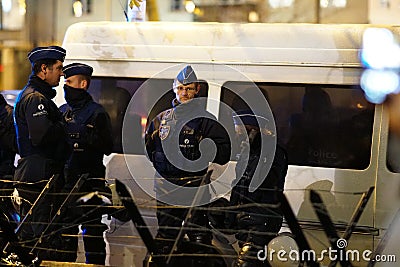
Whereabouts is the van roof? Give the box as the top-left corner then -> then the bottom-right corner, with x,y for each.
61,22 -> 400,83
63,22 -> 398,64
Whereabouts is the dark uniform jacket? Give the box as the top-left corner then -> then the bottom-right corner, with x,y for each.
60,90 -> 113,191
146,98 -> 231,182
13,75 -> 70,184
0,94 -> 17,178
231,142 -> 287,206
227,138 -> 288,244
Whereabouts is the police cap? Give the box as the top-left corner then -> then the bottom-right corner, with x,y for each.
176,65 -> 198,85
28,46 -> 66,64
63,63 -> 93,79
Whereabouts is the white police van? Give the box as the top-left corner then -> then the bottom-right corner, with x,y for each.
57,22 -> 400,266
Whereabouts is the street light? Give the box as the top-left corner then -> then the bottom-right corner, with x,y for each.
320,0 -> 347,8
2,0 -> 12,13
268,0 -> 294,8
248,11 -> 259,22
18,0 -> 26,15
73,0 -> 83,17
185,0 -> 196,13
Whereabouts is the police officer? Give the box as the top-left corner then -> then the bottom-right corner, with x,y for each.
0,93 -> 18,241
145,65 -> 231,261
0,94 -> 17,179
227,110 -> 288,267
59,63 -> 113,264
13,46 -> 70,260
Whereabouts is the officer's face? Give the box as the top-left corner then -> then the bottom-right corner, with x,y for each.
174,82 -> 199,103
43,60 -> 64,87
65,75 -> 86,90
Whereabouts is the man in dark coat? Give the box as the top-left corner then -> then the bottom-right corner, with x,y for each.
59,63 -> 113,264
13,46 -> 70,260
145,65 -> 232,263
0,94 -> 17,179
227,110 -> 288,267
0,93 -> 19,244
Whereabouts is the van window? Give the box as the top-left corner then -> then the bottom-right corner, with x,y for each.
221,82 -> 374,169
87,77 -> 144,154
87,77 -> 209,154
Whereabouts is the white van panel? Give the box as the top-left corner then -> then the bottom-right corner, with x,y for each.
62,22 -> 370,83
63,22 -> 364,64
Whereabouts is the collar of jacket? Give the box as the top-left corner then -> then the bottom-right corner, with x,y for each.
27,74 -> 57,99
66,89 -> 93,110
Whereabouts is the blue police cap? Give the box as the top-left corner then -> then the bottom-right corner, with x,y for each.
176,65 -> 198,85
63,63 -> 93,78
233,109 -> 269,128
27,46 -> 66,64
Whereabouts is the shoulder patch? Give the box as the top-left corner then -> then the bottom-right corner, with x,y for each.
32,103 -> 48,117
162,109 -> 173,121
159,125 -> 170,140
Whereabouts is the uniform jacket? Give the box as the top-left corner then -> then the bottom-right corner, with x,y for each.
226,138 -> 288,232
231,142 -> 287,206
146,98 -> 231,180
13,75 -> 70,183
60,90 -> 113,181
0,94 -> 17,177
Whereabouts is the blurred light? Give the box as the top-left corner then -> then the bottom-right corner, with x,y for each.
73,0 -> 83,17
141,117 -> 147,128
19,0 -> 26,15
320,0 -> 329,8
360,69 -> 400,104
380,0 -> 390,8
361,28 -> 400,69
13,212 -> 20,223
333,0 -> 347,8
2,0 -> 12,13
269,0 -> 294,8
320,0 -> 347,8
282,0 -> 294,7
248,11 -> 259,22
193,7 -> 204,17
185,0 -> 195,13
269,0 -> 280,8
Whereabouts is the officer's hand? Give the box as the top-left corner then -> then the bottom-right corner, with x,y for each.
129,0 -> 143,9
